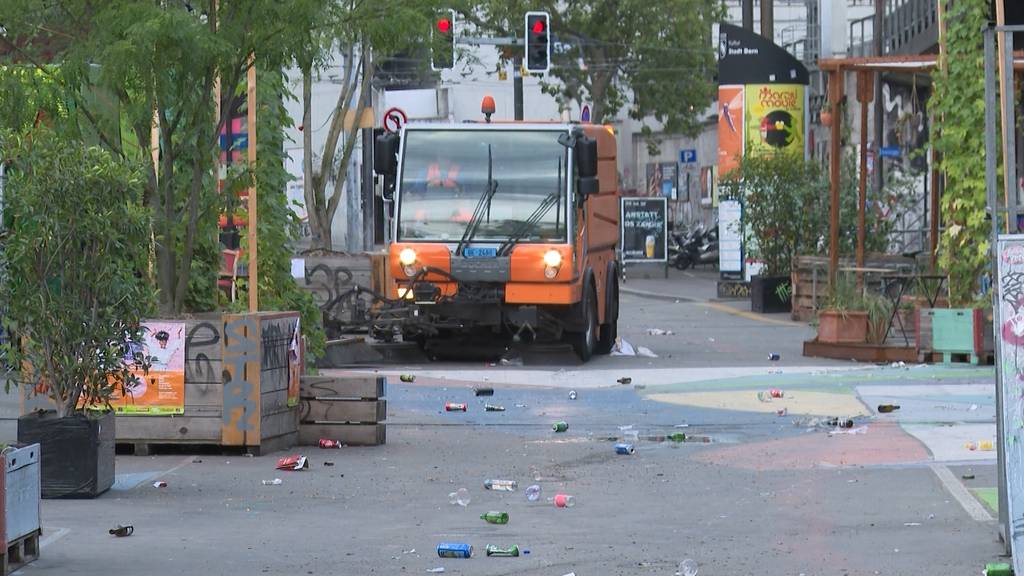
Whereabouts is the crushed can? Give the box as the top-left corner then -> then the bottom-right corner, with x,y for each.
769,388 -> 784,398
445,402 -> 467,412
485,544 -> 520,557
400,374 -> 416,383
768,353 -> 781,361
667,432 -> 686,443
474,387 -> 494,396
319,439 -> 342,449
614,443 -> 635,455
485,404 -> 505,412
437,543 -> 473,558
553,421 -> 568,433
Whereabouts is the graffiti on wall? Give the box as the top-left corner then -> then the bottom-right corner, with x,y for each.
996,237 -> 1024,574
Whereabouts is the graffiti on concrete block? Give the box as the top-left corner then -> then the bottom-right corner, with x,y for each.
717,281 -> 750,300
304,262 -> 377,338
185,321 -> 220,382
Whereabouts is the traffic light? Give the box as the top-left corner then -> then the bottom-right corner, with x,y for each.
524,11 -> 550,74
431,10 -> 455,71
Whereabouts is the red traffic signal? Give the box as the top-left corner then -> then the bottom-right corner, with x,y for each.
524,12 -> 550,74
436,18 -> 452,34
432,10 -> 455,70
531,19 -> 545,34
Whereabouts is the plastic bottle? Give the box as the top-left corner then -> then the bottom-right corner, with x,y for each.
480,511 -> 509,524
485,544 -> 520,557
445,402 -> 467,412
485,404 -> 505,412
484,479 -> 517,491
568,390 -> 578,400
448,487 -> 471,506
553,421 -> 569,433
525,484 -> 542,501
676,558 -> 699,576
261,478 -> 282,486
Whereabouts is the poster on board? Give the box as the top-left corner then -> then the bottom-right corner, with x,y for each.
745,84 -> 805,158
718,85 -> 745,176
996,235 -> 1024,574
110,321 -> 186,415
620,197 -> 667,263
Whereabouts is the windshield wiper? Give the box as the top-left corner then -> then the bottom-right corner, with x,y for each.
455,144 -> 498,256
496,191 -> 560,256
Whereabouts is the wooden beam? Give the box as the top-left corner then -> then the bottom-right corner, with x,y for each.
829,68 -> 844,287
246,54 -> 258,313
856,71 -> 873,284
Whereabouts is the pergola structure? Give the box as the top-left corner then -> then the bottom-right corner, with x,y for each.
816,53 -> 1024,285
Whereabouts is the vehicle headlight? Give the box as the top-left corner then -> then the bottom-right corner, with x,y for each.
543,250 -> 562,279
543,250 -> 562,268
399,248 -> 418,277
399,248 -> 417,266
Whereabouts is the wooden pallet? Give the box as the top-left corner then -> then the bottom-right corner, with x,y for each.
802,338 -> 920,363
2,529 -> 40,575
935,351 -> 995,366
298,375 -> 387,446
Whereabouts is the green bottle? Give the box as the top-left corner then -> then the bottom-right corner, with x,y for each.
668,432 -> 686,443
480,511 -> 509,524
553,421 -> 568,432
485,544 -> 520,557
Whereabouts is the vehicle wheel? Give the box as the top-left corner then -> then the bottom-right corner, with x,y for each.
568,287 -> 598,362
596,279 -> 618,355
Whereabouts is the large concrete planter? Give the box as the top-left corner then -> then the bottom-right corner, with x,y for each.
750,275 -> 791,314
18,411 -> 114,499
817,310 -> 868,344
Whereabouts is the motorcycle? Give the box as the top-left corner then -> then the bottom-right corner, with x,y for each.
670,222 -> 719,270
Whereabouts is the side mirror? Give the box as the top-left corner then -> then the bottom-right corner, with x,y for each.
574,136 -> 598,179
373,133 -> 399,176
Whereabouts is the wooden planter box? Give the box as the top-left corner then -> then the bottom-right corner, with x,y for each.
21,312 -> 303,454
298,375 -> 387,446
817,310 -> 868,344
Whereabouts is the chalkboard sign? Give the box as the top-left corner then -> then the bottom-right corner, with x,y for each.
620,197 -> 667,263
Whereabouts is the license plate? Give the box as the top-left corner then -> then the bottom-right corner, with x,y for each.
463,247 -> 497,258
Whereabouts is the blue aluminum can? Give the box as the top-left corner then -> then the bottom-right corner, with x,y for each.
437,543 -> 473,558
614,443 -> 635,455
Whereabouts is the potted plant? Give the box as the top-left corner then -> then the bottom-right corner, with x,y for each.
817,273 -> 868,344
1,134 -> 154,498
725,155 -> 825,313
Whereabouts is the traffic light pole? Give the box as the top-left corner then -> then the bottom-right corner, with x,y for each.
513,54 -> 524,121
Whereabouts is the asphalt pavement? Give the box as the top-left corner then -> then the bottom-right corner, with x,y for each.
18,272 -> 1009,575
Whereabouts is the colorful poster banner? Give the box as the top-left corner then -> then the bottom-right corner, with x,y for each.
717,85 -> 745,176
288,317 -> 301,408
744,84 -> 804,158
111,321 -> 186,415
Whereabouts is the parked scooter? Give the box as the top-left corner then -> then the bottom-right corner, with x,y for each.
671,222 -> 719,270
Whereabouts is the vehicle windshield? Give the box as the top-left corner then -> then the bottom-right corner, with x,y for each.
398,129 -> 568,243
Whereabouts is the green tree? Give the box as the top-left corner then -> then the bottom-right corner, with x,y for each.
931,0 -> 990,307
463,0 -> 725,137
0,0 -> 323,314
0,132 -> 154,417
295,0 -> 439,251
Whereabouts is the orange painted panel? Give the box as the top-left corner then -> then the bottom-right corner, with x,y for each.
222,313 -> 260,446
506,282 -> 581,304
389,243 -> 451,281
597,161 -> 617,194
509,244 -> 574,282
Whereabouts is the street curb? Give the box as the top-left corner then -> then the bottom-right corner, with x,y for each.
619,286 -> 698,303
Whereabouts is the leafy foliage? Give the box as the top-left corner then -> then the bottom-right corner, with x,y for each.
463,0 -> 724,142
0,133 -> 155,417
931,0 -> 990,307
231,67 -> 326,364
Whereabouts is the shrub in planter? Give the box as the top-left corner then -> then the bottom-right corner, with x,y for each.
1,133 -> 154,498
817,272 -> 870,344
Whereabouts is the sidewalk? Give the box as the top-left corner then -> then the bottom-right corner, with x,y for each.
620,265 -> 720,302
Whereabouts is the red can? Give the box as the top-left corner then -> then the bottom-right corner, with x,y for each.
319,439 -> 342,449
769,389 -> 784,398
445,402 -> 468,412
